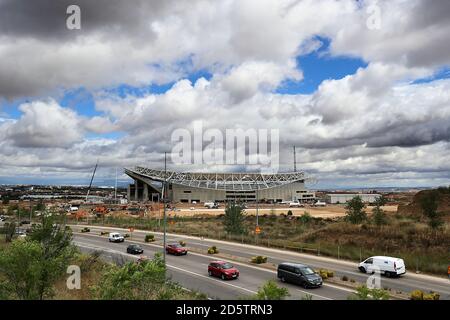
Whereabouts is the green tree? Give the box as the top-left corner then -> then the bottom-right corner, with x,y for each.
28,216 -> 76,299
93,253 -> 200,300
0,241 -> 46,299
34,201 -> 46,212
421,191 -> 444,230
0,215 -> 76,300
223,202 -> 246,235
345,196 -> 367,224
298,211 -> 312,224
1,221 -> 16,242
1,196 -> 9,205
254,280 -> 290,300
372,196 -> 388,226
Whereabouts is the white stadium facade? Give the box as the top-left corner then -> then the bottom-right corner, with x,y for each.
124,166 -> 316,203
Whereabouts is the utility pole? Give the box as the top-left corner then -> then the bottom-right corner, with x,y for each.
256,184 -> 259,227
163,152 -> 168,267
114,167 -> 118,203
293,146 -> 297,172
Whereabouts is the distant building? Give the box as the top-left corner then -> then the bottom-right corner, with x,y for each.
325,193 -> 381,204
125,166 -> 316,203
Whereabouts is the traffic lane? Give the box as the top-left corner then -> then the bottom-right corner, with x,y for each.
73,237 -> 247,300
136,232 -> 450,299
72,226 -> 449,298
73,233 -> 350,300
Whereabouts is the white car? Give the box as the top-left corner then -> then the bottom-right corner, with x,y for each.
314,201 -> 327,207
289,201 -> 304,207
359,256 -> 406,277
204,201 -> 214,207
109,232 -> 125,243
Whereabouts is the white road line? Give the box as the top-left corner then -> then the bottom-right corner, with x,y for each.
323,283 -> 355,293
168,265 -> 257,295
74,232 -> 353,297
74,241 -> 257,296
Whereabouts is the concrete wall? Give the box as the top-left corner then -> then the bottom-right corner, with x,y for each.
170,181 -> 315,203
128,179 -> 315,203
325,194 -> 381,204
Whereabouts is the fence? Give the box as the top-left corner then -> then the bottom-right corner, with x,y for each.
70,217 -> 435,274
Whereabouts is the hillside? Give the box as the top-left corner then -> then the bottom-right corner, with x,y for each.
397,188 -> 450,220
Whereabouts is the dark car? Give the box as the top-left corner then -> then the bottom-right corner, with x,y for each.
166,243 -> 188,255
126,244 -> 144,255
277,262 -> 323,288
208,261 -> 239,280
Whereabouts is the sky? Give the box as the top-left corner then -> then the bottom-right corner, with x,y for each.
0,0 -> 450,189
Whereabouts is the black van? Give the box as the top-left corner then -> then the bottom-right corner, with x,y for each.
277,262 -> 323,288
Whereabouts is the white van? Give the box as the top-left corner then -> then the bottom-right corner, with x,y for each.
109,232 -> 125,243
314,201 -> 327,207
359,256 -> 406,277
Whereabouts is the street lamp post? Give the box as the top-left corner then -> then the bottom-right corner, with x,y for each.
256,185 -> 259,227
162,152 -> 168,267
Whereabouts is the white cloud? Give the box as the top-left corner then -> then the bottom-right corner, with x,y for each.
1,0 -> 450,187
4,100 -> 83,148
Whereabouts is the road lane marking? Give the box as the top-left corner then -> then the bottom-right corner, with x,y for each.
74,241 -> 257,296
74,232 -> 352,297
168,265 -> 257,295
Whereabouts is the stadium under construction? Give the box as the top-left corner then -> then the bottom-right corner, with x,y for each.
125,166 -> 316,203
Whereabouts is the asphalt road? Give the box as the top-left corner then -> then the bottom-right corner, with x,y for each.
73,233 -> 354,300
71,225 -> 450,300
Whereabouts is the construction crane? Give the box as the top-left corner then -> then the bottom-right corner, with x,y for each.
85,159 -> 99,202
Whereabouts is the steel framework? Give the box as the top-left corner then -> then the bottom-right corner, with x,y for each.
125,166 -> 306,191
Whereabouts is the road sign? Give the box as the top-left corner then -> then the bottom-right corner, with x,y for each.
129,227 -> 134,232
255,226 -> 261,234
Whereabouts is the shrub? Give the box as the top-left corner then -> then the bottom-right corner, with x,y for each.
207,246 -> 219,254
317,269 -> 333,279
251,256 -> 268,264
100,231 -> 108,236
179,240 -> 186,247
410,290 -> 424,300
287,210 -> 293,216
254,280 -> 290,300
424,292 -> 440,300
124,233 -> 130,238
348,286 -> 390,300
298,212 -> 312,224
145,234 -> 155,242
341,275 -> 349,281
318,270 -> 328,280
81,227 -> 90,233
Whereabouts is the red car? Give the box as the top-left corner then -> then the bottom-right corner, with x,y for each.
208,261 -> 239,280
166,243 -> 188,255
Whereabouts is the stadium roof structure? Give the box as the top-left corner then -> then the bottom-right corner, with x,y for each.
124,166 -> 306,191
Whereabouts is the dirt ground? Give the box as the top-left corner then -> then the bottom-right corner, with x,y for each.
148,204 -> 398,218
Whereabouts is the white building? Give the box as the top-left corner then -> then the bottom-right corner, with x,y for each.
325,193 -> 381,204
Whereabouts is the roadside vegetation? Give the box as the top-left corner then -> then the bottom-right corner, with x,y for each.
74,190 -> 450,276
0,214 -> 206,300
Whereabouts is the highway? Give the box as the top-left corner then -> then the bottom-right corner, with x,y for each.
71,225 -> 450,300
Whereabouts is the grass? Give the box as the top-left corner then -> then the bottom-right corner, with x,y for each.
70,214 -> 450,276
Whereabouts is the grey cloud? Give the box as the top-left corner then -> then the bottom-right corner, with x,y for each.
0,0 -> 172,40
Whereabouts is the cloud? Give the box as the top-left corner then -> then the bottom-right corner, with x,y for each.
1,0 -> 450,187
4,99 -> 83,148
